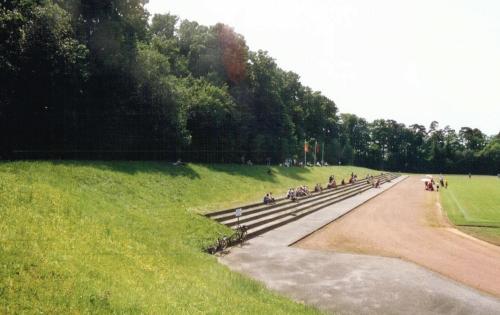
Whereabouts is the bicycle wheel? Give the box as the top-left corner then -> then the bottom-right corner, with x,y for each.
229,232 -> 240,245
206,246 -> 216,254
240,229 -> 247,241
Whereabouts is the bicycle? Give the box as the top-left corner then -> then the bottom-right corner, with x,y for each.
206,234 -> 229,254
229,225 -> 248,246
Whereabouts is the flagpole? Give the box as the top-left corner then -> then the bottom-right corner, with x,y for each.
304,139 -> 307,167
322,141 -> 325,165
314,140 -> 317,165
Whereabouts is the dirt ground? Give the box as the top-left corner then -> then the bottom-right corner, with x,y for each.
297,176 -> 500,298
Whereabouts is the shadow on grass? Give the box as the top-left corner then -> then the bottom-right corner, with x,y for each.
40,161 -> 319,182
48,160 -> 201,179
200,163 -> 312,182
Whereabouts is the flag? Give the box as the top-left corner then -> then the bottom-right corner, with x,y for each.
316,143 -> 320,153
304,141 -> 309,153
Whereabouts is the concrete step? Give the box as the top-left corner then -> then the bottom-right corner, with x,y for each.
243,175 -> 399,239
208,177 -> 381,221
242,184 -> 375,232
208,173 -> 391,222
246,185 -> 376,239
204,173 -> 400,241
221,181 -> 375,227
222,174 -> 398,226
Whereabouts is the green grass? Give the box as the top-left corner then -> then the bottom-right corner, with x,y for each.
0,161 -> 379,314
440,175 -> 500,245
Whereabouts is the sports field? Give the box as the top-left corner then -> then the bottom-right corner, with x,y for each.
0,161 -> 376,314
440,175 -> 500,245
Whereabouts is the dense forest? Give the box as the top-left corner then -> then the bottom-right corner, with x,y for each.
1,0 -> 499,173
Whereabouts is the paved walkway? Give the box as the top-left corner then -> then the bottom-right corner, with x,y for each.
219,176 -> 500,314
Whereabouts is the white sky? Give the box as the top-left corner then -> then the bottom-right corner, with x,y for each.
146,0 -> 500,135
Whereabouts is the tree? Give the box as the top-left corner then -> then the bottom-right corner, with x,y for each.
1,1 -> 88,157
1,1 -> 498,172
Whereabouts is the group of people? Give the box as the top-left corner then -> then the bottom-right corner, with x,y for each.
364,175 -> 381,188
262,172 -> 385,205
367,178 -> 381,188
285,185 -> 311,201
348,173 -> 359,184
263,182 -> 318,205
326,173 -> 361,188
327,175 -> 337,189
425,179 -> 437,191
425,176 -> 448,192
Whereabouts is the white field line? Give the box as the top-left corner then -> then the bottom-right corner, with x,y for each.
447,190 -> 474,222
447,190 -> 497,224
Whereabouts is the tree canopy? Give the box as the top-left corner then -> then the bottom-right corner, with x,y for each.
0,1 -> 498,174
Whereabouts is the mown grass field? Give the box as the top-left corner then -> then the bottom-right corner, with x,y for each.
440,175 -> 500,245
0,161 -> 379,314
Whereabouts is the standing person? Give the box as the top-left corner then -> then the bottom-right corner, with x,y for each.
469,173 -> 472,179
445,180 -> 448,188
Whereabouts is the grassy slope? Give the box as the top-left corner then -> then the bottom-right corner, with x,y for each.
0,161 -> 378,314
440,175 -> 500,245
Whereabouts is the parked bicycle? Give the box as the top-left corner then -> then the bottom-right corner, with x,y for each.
206,225 -> 248,254
229,225 -> 248,245
206,234 -> 229,254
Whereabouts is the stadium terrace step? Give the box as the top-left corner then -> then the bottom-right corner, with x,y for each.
244,185 -> 374,232
245,176 -> 397,238
211,179 -> 374,223
205,173 -> 400,240
244,176 -> 394,230
246,186 -> 375,239
223,182 -> 374,227
206,173 -> 391,221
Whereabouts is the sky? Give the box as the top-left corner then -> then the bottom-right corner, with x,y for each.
146,0 -> 500,135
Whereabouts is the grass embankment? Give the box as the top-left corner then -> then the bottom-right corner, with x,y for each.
0,161 -> 378,314
440,175 -> 500,245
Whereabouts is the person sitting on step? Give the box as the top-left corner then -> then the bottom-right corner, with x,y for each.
263,193 -> 271,204
296,186 -> 304,197
287,188 -> 298,201
268,192 -> 275,203
303,185 -> 310,195
314,183 -> 322,192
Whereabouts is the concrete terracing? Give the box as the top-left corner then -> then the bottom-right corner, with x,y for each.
219,176 -> 500,315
